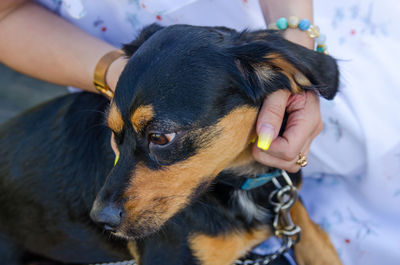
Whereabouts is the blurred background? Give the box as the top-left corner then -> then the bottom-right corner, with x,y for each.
0,63 -> 68,124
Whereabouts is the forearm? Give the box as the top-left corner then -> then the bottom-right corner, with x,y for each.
259,0 -> 314,49
0,1 -> 125,93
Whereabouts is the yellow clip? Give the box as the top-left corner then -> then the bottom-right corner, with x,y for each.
114,154 -> 120,166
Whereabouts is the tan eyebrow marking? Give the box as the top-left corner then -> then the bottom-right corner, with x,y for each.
107,104 -> 124,133
130,105 -> 155,132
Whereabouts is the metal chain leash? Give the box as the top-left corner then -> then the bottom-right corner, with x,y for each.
92,171 -> 299,265
233,170 -> 301,265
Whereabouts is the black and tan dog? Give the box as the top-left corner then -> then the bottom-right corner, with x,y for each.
0,24 -> 341,265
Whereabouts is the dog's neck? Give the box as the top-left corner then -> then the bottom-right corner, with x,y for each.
211,145 -> 277,223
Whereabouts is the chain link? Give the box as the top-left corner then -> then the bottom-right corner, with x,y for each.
233,170 -> 301,265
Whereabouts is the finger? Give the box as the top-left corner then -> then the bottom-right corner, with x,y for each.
253,139 -> 312,173
252,144 -> 300,173
266,91 -> 321,161
256,89 -> 291,151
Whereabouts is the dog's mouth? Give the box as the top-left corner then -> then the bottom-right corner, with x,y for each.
90,204 -> 162,239
109,229 -> 149,240
108,214 -> 168,240
119,225 -> 158,239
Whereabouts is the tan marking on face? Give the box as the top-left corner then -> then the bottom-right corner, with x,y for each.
189,228 -> 271,265
265,54 -> 311,94
291,201 -> 343,265
107,104 -> 124,133
127,241 -> 140,264
131,105 -> 154,133
224,129 -> 267,171
122,106 -> 258,233
227,144 -> 255,169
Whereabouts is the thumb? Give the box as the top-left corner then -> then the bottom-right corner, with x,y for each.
256,89 -> 290,151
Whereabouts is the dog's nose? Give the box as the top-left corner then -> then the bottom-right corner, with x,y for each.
90,203 -> 123,231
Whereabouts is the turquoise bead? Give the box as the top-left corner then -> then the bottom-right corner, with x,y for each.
317,45 -> 327,53
298,19 -> 311,31
276,17 -> 288,30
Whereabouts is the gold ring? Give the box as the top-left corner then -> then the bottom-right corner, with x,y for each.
296,153 -> 308,167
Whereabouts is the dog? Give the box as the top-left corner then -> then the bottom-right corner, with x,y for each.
0,24 -> 341,265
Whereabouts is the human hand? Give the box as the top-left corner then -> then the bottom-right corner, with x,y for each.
252,89 -> 322,173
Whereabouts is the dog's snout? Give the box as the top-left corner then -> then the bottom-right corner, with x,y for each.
90,202 -> 123,231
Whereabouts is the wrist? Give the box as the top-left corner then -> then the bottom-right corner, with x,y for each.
93,49 -> 125,98
283,29 -> 314,50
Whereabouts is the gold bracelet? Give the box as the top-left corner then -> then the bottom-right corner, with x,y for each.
93,50 -> 125,98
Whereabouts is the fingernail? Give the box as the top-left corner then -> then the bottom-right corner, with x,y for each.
257,124 -> 274,151
251,137 -> 257,143
114,154 -> 120,166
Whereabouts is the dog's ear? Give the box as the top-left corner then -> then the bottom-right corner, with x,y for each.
122,23 -> 164,57
230,31 -> 339,103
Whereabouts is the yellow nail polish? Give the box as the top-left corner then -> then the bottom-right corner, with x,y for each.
251,137 -> 257,143
114,154 -> 120,166
257,124 -> 275,151
257,133 -> 272,150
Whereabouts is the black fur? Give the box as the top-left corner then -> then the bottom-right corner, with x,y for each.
0,94 -> 130,264
0,24 -> 338,264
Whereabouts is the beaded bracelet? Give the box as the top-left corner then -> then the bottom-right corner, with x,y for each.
268,16 -> 327,54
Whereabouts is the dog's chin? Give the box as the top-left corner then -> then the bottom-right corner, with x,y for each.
112,223 -> 161,240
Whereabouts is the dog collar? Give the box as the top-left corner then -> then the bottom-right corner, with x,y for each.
241,169 -> 282,190
217,169 -> 282,191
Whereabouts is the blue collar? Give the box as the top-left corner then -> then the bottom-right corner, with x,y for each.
217,169 -> 283,191
240,169 -> 282,190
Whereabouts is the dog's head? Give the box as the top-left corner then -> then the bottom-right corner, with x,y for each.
90,24 -> 338,239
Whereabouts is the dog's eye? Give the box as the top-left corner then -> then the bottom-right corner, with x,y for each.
148,132 -> 176,146
149,133 -> 168,145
